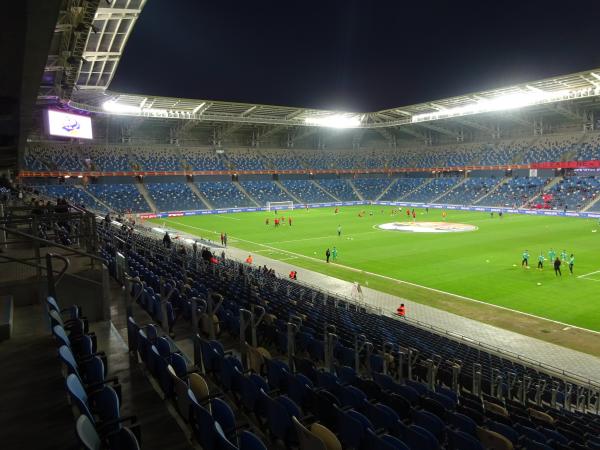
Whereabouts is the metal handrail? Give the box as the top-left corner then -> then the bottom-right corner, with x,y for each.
48,253 -> 69,287
0,226 -> 107,265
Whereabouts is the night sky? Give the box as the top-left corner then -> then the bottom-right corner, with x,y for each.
110,0 -> 600,112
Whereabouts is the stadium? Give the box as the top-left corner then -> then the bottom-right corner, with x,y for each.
2,1 -> 600,449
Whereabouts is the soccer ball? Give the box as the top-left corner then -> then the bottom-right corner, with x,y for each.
485,259 -> 490,263
537,282 -> 542,286
313,251 -> 316,255
526,266 -> 530,269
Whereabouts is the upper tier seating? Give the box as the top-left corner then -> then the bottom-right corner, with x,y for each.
195,181 -> 255,208
133,148 -> 181,171
260,150 -> 303,170
521,134 -> 579,164
282,180 -> 335,203
146,182 -> 205,211
86,184 -> 149,213
183,149 -> 228,170
25,144 -> 83,171
226,150 -> 267,170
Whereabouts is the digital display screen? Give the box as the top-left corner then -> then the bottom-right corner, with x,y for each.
47,110 -> 93,139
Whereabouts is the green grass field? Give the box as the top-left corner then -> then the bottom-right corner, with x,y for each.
150,206 -> 600,331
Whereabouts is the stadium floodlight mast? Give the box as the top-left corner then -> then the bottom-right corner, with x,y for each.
304,114 -> 363,128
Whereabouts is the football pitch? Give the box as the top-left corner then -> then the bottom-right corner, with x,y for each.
150,206 -> 600,332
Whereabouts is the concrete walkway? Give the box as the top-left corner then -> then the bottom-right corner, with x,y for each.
165,226 -> 600,386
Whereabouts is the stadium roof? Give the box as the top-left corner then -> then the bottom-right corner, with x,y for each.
39,0 -> 600,132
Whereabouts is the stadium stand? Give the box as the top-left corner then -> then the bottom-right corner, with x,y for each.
133,147 -> 182,171
317,178 -> 359,201
83,145 -> 132,171
86,183 -> 149,213
403,177 -> 461,203
107,220 -> 600,450
353,177 -> 395,200
182,148 -> 228,170
379,178 -> 429,201
195,181 -> 255,208
146,182 -> 206,211
240,180 -> 291,204
32,184 -> 107,212
227,149 -> 268,170
25,143 -> 83,171
478,177 -> 547,207
282,179 -> 335,203
530,176 -> 600,211
437,177 -> 502,205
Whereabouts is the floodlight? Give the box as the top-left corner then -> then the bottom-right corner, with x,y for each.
304,114 -> 362,128
411,87 -> 596,123
102,100 -> 141,114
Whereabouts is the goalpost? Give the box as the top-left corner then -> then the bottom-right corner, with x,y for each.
266,201 -> 294,211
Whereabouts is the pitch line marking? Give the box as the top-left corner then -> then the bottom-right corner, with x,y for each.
161,219 -> 600,336
265,230 -> 379,245
577,269 -> 600,279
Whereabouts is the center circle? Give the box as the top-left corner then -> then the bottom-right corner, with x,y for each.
377,221 -> 478,233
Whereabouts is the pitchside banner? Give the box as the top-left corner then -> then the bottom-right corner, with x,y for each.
137,200 -> 600,220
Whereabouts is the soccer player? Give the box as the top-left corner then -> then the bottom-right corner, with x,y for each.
412,210 -> 416,221
569,254 -> 575,274
537,252 -> 544,270
223,233 -> 228,247
522,250 -> 529,268
265,217 -> 269,225
548,248 -> 556,263
554,257 -> 562,276
337,225 -> 342,237
406,209 -> 410,218
334,207 -> 339,214
220,232 -> 224,246
332,246 -> 338,261
561,249 -> 568,261
442,211 -> 447,221
289,217 -> 292,226
325,248 -> 331,263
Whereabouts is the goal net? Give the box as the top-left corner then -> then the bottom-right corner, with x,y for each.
266,201 -> 294,211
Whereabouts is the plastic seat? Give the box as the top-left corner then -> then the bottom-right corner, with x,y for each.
476,427 -> 514,450
76,414 -> 140,450
188,389 -> 218,450
447,428 -> 485,450
293,416 -> 328,450
168,365 -> 191,421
